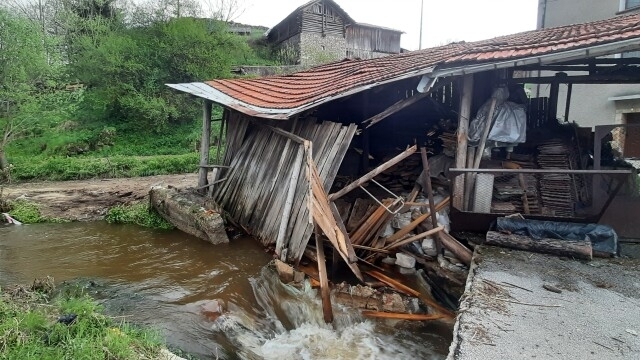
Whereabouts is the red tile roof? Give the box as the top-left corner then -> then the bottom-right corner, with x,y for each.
202,12 -> 640,112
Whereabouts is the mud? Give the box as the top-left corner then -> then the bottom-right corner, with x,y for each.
2,173 -> 198,221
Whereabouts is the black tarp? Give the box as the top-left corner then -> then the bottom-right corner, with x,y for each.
495,218 -> 618,256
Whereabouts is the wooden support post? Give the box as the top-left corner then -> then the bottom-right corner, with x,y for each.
465,96 -> 499,208
420,147 -> 443,253
315,225 -> 334,324
362,128 -> 370,173
329,145 -> 417,201
453,75 -> 474,210
198,100 -> 213,193
463,147 -> 475,211
548,78 -> 560,122
485,231 -> 592,260
564,83 -> 573,122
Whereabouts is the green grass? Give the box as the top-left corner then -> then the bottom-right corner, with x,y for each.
8,153 -> 208,182
4,109 -> 225,183
105,202 -> 174,230
7,199 -> 68,224
0,280 -> 162,360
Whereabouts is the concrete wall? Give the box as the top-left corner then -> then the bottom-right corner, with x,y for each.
299,32 -> 347,66
537,0 -> 640,129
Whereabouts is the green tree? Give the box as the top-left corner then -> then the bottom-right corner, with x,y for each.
70,17 -> 249,132
0,9 -> 51,170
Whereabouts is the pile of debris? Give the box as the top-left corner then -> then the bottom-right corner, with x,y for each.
287,145 -> 472,323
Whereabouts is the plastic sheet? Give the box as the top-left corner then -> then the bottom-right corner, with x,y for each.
468,87 -> 527,145
495,218 -> 618,256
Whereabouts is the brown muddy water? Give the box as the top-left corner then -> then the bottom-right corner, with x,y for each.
0,222 -> 452,359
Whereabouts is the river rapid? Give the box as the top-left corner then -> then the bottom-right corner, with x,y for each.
0,222 -> 452,359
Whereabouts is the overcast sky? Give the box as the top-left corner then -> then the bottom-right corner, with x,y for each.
235,0 -> 539,50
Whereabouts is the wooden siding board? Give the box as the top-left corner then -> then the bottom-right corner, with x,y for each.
216,114 -> 356,263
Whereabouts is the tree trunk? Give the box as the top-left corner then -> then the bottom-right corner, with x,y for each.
0,149 -> 8,171
485,231 -> 592,260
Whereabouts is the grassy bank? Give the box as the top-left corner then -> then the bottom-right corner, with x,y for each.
105,203 -> 174,230
4,113 -> 224,183
0,278 -> 163,359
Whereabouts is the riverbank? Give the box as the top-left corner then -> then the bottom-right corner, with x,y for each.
0,277 -> 177,359
448,245 -> 640,360
2,173 -> 198,222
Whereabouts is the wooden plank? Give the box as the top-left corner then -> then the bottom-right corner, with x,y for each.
383,226 -> 444,251
362,84 -> 440,128
453,75 -> 474,210
198,100 -> 213,192
365,270 -> 455,318
275,145 -> 305,256
439,232 -> 473,266
361,311 -> 446,321
329,145 -> 418,201
315,225 -> 334,324
420,147 -> 443,252
383,196 -> 450,245
309,159 -> 363,281
347,199 -> 375,232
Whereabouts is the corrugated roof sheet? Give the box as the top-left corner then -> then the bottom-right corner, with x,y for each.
169,12 -> 640,118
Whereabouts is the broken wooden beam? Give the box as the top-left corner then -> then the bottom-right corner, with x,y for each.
365,270 -> 455,318
362,92 -> 431,129
438,232 -> 473,266
383,226 -> 444,251
361,311 -> 446,321
383,196 -> 450,245
420,147 -> 443,253
328,145 -> 418,201
485,231 -> 593,260
315,225 -> 334,323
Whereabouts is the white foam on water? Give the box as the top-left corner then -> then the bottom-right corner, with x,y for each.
210,266 -> 443,360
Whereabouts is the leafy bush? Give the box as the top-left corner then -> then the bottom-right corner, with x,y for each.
105,202 -> 174,230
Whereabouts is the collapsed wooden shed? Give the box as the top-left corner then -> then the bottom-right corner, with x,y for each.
168,12 -> 640,268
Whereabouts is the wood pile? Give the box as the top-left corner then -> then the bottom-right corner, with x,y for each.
375,154 -> 422,194
537,140 -> 577,217
438,131 -> 457,156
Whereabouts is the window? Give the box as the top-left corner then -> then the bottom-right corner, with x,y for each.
625,0 -> 640,10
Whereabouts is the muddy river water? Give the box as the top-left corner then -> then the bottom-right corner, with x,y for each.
0,222 -> 452,359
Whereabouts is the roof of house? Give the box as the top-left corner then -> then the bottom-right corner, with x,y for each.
168,12 -> 640,119
351,22 -> 404,33
266,0 -> 355,38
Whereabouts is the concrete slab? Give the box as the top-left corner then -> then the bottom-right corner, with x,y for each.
448,245 -> 640,360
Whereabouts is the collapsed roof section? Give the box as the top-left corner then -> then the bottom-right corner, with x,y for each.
168,12 -> 640,119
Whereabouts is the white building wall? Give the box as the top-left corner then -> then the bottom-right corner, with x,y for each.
537,0 -> 640,128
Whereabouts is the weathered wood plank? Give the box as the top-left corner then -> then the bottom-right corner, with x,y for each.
453,75 -> 474,210
329,145 -> 418,201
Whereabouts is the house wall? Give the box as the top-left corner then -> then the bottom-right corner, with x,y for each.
299,32 -> 347,66
346,25 -> 402,59
537,0 -> 640,128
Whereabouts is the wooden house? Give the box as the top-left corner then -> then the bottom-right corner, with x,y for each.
266,0 -> 403,66
168,13 -> 640,272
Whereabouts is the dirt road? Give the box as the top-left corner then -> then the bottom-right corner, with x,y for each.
2,173 -> 198,221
